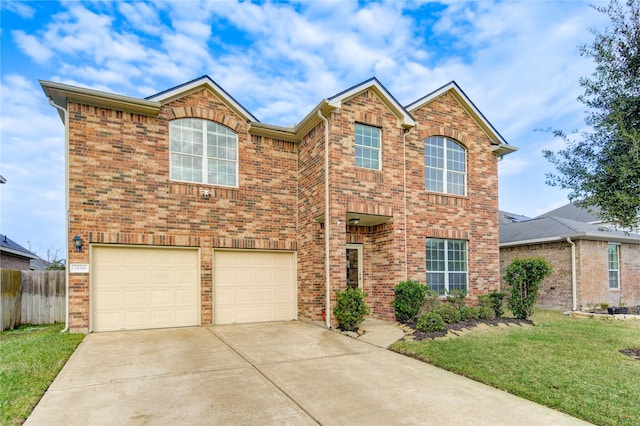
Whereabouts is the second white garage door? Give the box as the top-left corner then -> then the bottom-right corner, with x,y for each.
213,250 -> 296,324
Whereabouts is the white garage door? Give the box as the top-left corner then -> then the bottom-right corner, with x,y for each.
92,246 -> 199,332
214,250 -> 296,324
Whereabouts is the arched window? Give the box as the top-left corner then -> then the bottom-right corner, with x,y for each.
424,136 -> 466,195
170,118 -> 238,187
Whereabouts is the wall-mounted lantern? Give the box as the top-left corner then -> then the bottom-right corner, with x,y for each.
72,235 -> 83,252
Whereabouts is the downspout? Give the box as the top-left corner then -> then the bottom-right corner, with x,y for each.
318,110 -> 331,329
567,237 -> 577,311
402,128 -> 409,280
49,98 -> 69,333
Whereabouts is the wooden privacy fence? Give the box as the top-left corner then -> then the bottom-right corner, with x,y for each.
1,269 -> 66,331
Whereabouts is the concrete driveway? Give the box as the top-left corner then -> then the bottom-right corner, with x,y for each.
26,322 -> 589,425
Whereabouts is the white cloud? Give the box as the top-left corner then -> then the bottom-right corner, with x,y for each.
12,30 -> 52,63
2,1 -> 36,18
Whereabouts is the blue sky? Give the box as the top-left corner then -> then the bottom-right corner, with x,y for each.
0,0 -> 609,260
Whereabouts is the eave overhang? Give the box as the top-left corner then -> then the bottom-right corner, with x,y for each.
500,233 -> 640,248
40,80 -> 160,122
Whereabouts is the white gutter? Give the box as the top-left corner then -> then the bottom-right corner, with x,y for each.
567,237 -> 577,311
318,110 -> 331,329
48,98 -> 69,333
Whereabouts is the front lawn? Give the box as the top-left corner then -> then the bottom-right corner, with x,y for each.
0,323 -> 84,425
392,311 -> 640,426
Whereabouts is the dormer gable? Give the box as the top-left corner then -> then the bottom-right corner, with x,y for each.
328,77 -> 415,129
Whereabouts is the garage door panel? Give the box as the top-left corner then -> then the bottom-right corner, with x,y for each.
214,250 -> 295,325
92,246 -> 199,332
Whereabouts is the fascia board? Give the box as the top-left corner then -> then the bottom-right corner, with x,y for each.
146,77 -> 258,123
249,101 -> 336,142
40,80 -> 160,121
328,79 -> 415,128
0,246 -> 39,260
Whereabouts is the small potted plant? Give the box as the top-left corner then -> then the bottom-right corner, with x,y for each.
599,302 -> 609,314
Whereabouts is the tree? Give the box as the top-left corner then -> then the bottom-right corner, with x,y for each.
543,0 -> 640,231
504,257 -> 553,320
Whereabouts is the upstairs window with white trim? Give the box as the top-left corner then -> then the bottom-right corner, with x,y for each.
170,118 -> 238,187
424,136 -> 466,195
608,243 -> 620,289
355,123 -> 381,170
426,238 -> 468,294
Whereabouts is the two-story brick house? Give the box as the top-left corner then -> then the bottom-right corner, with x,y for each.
41,76 -> 516,333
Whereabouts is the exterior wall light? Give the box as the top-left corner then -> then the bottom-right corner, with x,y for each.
72,235 -> 83,252
348,218 -> 360,225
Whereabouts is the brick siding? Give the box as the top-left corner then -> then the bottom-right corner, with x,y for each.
64,83 -> 505,331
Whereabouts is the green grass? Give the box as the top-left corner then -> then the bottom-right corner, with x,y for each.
0,323 -> 84,425
392,311 -> 640,426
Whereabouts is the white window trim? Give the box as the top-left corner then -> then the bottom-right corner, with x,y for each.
426,238 -> 468,295
355,123 -> 382,171
424,136 -> 467,196
608,243 -> 620,290
169,119 -> 238,188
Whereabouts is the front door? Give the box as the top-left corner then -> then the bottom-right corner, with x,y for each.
346,244 -> 363,289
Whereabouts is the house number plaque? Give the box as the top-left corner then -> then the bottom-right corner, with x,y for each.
69,263 -> 90,274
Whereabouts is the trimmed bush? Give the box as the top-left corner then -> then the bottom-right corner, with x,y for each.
459,305 -> 480,321
477,305 -> 495,320
433,303 -> 461,324
334,287 -> 370,331
488,290 -> 506,318
416,312 -> 445,332
504,257 -> 553,319
393,280 -> 428,322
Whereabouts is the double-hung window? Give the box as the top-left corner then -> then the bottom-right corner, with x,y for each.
170,118 -> 238,187
355,123 -> 381,170
608,243 -> 620,289
426,238 -> 468,294
424,136 -> 466,195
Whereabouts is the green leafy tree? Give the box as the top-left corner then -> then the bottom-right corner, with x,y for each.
543,0 -> 640,231
48,259 -> 66,270
504,257 -> 553,319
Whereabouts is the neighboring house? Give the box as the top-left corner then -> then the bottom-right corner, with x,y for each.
41,76 -> 517,333
30,256 -> 52,270
0,234 -> 38,270
500,206 -> 640,311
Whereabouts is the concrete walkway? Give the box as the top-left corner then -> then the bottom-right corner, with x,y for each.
27,322 -> 590,425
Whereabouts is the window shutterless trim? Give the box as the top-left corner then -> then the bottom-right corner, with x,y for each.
354,123 -> 382,170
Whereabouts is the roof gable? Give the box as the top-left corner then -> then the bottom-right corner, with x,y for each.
406,81 -> 516,156
146,75 -> 259,123
327,77 -> 415,129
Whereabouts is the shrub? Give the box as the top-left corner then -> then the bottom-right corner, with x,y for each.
477,306 -> 495,320
504,257 -> 553,319
424,290 -> 441,313
416,312 -> 445,332
488,290 -> 506,318
459,305 -> 479,321
446,290 -> 467,310
334,287 -> 370,331
433,303 -> 461,324
393,280 -> 428,322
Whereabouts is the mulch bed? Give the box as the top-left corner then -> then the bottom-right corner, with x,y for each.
402,317 -> 534,341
